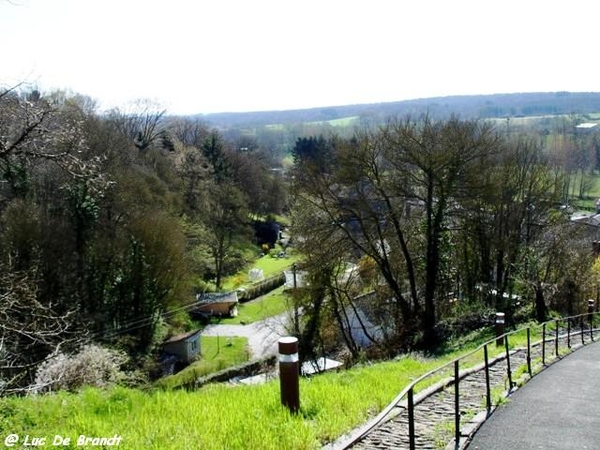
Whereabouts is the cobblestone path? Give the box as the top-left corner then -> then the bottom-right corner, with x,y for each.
344,324 -> 596,450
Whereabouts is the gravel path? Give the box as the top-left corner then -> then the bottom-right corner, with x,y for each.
201,312 -> 289,359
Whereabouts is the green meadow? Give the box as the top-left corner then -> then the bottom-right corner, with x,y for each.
0,327 -> 543,450
157,336 -> 250,390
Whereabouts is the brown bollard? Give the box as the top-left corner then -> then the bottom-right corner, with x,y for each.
495,312 -> 505,347
279,337 -> 300,413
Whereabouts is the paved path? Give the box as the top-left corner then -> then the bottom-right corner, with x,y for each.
201,313 -> 289,359
467,340 -> 600,450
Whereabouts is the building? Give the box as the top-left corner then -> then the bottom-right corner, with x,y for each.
342,291 -> 390,348
163,329 -> 202,364
193,291 -> 239,318
575,122 -> 599,133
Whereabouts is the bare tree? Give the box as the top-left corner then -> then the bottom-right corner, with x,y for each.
169,116 -> 210,148
0,266 -> 78,394
107,99 -> 167,151
0,85 -> 109,209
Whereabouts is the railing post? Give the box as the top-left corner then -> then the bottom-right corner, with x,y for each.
278,337 -> 300,413
581,315 -> 585,345
484,344 -> 491,413
542,323 -> 546,365
454,360 -> 460,450
567,317 -> 571,348
408,387 -> 416,450
504,335 -> 513,389
589,300 -> 595,342
555,319 -> 559,357
526,327 -> 532,377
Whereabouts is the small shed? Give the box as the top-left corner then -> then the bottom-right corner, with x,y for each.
163,329 -> 202,364
194,291 -> 239,317
343,291 -> 391,348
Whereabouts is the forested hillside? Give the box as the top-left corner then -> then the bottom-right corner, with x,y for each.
287,115 -> 600,358
202,91 -> 600,128
2,85 -> 600,394
0,88 -> 286,393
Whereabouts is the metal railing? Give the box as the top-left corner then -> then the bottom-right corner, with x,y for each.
343,311 -> 598,449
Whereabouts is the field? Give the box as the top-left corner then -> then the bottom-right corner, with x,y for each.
217,286 -> 289,325
265,116 -> 359,131
221,249 -> 301,291
305,116 -> 359,127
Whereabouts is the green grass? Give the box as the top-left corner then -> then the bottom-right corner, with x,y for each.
253,251 -> 301,277
265,116 -> 358,130
0,325 -> 552,450
157,336 -> 250,389
217,286 -> 289,325
221,248 -> 301,291
0,356 -> 458,450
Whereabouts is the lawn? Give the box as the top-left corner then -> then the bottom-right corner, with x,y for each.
567,171 -> 600,210
0,331 -> 535,450
0,357 -> 462,450
221,248 -> 301,291
217,286 -> 289,325
253,251 -> 301,277
157,336 -> 249,389
0,324 -> 552,450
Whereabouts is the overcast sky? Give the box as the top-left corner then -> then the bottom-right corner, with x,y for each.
1,0 -> 598,115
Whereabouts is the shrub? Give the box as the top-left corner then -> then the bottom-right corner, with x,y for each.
33,344 -> 128,393
238,272 -> 285,302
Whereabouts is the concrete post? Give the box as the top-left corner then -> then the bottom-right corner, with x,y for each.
279,336 -> 300,413
495,312 -> 506,347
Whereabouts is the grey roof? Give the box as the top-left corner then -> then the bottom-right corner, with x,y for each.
164,329 -> 201,344
571,213 -> 600,226
196,291 -> 238,304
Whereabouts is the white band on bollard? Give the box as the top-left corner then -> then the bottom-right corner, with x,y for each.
279,353 -> 299,363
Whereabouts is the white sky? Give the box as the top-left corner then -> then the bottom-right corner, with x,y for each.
1,0 -> 599,115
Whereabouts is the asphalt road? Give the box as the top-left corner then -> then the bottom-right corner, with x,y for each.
467,340 -> 600,450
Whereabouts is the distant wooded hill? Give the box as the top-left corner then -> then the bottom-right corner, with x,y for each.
200,92 -> 600,128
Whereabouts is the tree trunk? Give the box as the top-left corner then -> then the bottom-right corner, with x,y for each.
535,285 -> 547,322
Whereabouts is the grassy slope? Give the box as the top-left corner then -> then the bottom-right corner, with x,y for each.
157,336 -> 250,389
217,286 -> 289,325
0,328 -> 540,450
221,249 -> 301,291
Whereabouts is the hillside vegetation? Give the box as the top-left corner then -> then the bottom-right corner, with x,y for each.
0,327 -> 538,449
3,85 -> 600,450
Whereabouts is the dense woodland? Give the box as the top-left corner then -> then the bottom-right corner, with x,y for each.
289,117 -> 600,361
0,87 -> 285,392
2,86 -> 600,393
